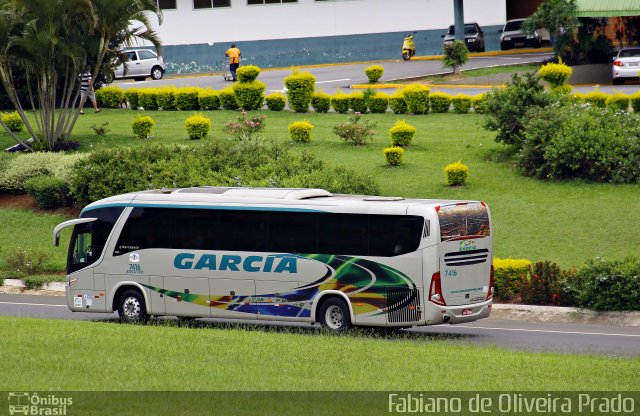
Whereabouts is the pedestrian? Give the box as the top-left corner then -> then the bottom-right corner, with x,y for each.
79,67 -> 100,114
225,43 -> 241,82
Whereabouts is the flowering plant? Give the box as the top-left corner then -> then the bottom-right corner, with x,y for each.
223,111 -> 266,140
332,112 -> 376,146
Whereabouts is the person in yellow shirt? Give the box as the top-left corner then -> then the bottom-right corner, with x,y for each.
225,43 -> 241,81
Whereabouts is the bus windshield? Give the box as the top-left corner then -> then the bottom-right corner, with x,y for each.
437,203 -> 490,241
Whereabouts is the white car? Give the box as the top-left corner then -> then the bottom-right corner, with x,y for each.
113,49 -> 166,81
612,48 -> 640,85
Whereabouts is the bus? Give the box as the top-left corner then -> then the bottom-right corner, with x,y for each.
53,187 -> 493,331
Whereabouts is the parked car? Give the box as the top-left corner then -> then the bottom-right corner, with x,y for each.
612,47 -> 640,85
442,23 -> 485,53
113,49 -> 166,81
499,19 -> 542,50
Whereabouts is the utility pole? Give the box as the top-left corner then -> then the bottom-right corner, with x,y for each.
454,0 -> 464,40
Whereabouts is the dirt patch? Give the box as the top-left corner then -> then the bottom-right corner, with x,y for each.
0,193 -> 81,216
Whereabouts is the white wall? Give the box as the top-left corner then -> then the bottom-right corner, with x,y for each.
153,0 -> 506,46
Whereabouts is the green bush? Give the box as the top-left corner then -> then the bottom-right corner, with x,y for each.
138,89 -> 159,110
389,119 -> 416,147
551,84 -> 573,95
1,111 -> 24,132
471,94 -> 486,113
95,86 -> 125,109
236,65 -> 261,83
288,120 -> 314,143
132,114 -> 155,140
4,247 -> 50,276
537,59 -> 573,88
333,113 -> 376,146
185,113 -> 211,140
219,87 -> 239,110
442,40 -> 469,74
493,258 -> 532,301
605,92 -> 629,112
265,93 -> 286,111
443,160 -> 468,186
198,89 -> 220,110
383,146 -> 404,166
520,261 -> 576,306
223,112 -> 266,141
429,92 -> 451,113
364,65 -> 384,83
175,87 -> 201,111
233,80 -> 266,110
573,257 -> 640,311
584,90 -> 608,108
24,175 -> 68,209
156,87 -> 177,110
403,84 -> 430,115
124,88 -> 140,110
284,70 -> 316,113
349,92 -> 367,113
69,141 -> 379,204
311,92 -> 331,113
331,92 -> 351,114
368,92 -> 389,114
23,275 -> 64,290
0,152 -> 87,192
631,91 -> 640,113
388,91 -> 407,114
451,94 -> 472,114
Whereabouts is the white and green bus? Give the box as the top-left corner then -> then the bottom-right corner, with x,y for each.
53,187 -> 494,331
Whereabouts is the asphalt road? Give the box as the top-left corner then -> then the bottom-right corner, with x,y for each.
2,293 -> 639,357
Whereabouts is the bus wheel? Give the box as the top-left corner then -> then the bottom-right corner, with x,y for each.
118,289 -> 148,323
319,298 -> 351,332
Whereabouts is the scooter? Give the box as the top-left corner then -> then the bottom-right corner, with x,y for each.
402,33 -> 416,61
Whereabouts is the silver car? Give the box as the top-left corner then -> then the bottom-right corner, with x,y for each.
114,49 -> 166,81
612,48 -> 640,85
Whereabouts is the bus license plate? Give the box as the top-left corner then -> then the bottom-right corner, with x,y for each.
462,308 -> 473,316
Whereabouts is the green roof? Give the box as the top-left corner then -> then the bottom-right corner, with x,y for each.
575,0 -> 640,17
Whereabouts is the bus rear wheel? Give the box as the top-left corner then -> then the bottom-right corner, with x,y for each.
118,289 -> 148,323
319,298 -> 351,332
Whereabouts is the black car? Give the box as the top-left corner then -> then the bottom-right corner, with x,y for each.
442,22 -> 485,53
499,19 -> 542,50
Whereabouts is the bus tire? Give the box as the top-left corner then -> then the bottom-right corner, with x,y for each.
319,297 -> 351,332
118,289 -> 149,323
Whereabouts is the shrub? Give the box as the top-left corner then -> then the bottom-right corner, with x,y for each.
364,65 -> 384,83
138,89 -> 158,110
631,91 -> 640,113
369,92 -> 389,114
471,94 -> 486,113
520,261 -> 576,306
0,152 -> 87,192
284,70 -> 316,113
389,119 -> 416,147
4,247 -> 50,276
551,84 -> 573,95
572,257 -> 640,311
443,160 -> 468,186
24,175 -> 68,209
23,275 -> 63,290
442,40 -> 469,74
331,92 -> 351,114
219,87 -> 239,110
90,122 -> 110,136
236,65 -> 261,83
493,258 -> 532,301
156,87 -> 177,110
223,111 -> 266,140
403,84 -> 430,114
132,114 -> 155,140
349,92 -> 367,113
124,88 -> 140,110
605,92 -> 629,112
571,92 -> 586,103
95,86 -> 125,108
333,113 -> 376,146
429,92 -> 451,113
1,111 -> 23,132
175,87 -> 201,111
537,58 -> 573,88
288,120 -> 314,143
185,113 -> 211,140
388,91 -> 407,114
69,141 -> 379,204
451,94 -> 472,114
583,90 -> 608,108
233,80 -> 266,110
198,89 -> 220,110
311,92 -> 331,113
265,93 -> 286,111
383,147 -> 404,166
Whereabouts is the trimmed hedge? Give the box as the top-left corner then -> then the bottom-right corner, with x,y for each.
584,90 -> 608,108
403,84 -> 430,115
605,92 -> 629,112
311,92 -> 331,113
429,92 -> 451,113
383,146 -> 404,166
132,114 -> 155,139
444,160 -> 468,186
219,87 -> 239,110
288,120 -> 314,143
156,87 -> 177,110
369,93 -> 389,114
0,152 -> 87,192
451,94 -> 472,114
349,92 -> 367,113
124,89 -> 141,110
198,89 -> 220,110
331,92 -> 351,114
631,91 -> 640,113
175,88 -> 201,111
493,258 -> 532,301
233,80 -> 266,110
537,59 -> 573,88
284,70 -> 316,113
1,111 -> 23,132
265,93 -> 286,111
24,175 -> 68,209
138,89 -> 158,110
388,91 -> 407,114
365,65 -> 384,83
471,94 -> 486,113
95,86 -> 125,108
236,65 -> 261,83
185,113 -> 211,140
389,119 -> 416,147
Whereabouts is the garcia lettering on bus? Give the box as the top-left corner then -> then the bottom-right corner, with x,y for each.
174,253 -> 298,273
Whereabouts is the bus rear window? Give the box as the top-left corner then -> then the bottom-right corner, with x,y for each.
437,203 -> 490,241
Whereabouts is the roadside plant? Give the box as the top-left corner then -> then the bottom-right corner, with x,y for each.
198,90 -> 220,110
223,111 -> 266,140
90,122 -> 111,136
583,90 -> 608,108
138,90 -> 159,110
219,87 -> 239,110
349,92 -> 368,113
368,92 -> 389,113
364,65 -> 384,83
4,247 -> 51,276
520,261 -> 576,306
605,93 -> 629,112
389,120 -> 416,147
284,69 -> 316,113
403,84 -> 430,114
125,89 -> 141,110
572,256 -> 640,311
537,58 -> 573,88
333,112 -> 376,146
265,93 -> 286,111
185,113 -> 211,140
236,65 -> 261,83
388,91 -> 407,114
429,92 -> 452,113
331,92 -> 351,114
288,120 -> 314,143
132,115 -> 155,140
451,94 -> 472,114
383,147 -> 404,166
175,88 -> 201,111
95,86 -> 125,108
493,258 -> 532,301
156,87 -> 177,110
443,160 -> 468,186
24,176 -> 69,209
311,92 -> 331,113
1,112 -> 24,132
442,40 -> 469,75
471,94 -> 487,113
631,91 -> 640,113
233,81 -> 266,110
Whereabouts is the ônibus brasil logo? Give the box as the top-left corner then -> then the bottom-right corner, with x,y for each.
8,392 -> 73,415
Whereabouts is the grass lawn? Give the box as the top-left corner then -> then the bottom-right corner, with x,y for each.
1,109 -> 639,270
1,317 -> 638,391
392,64 -> 540,84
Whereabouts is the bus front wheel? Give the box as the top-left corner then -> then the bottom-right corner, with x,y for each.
319,298 -> 351,332
118,289 -> 149,323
